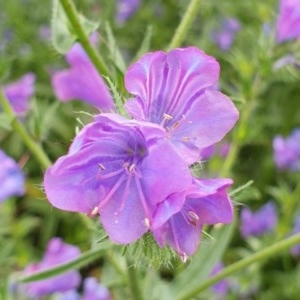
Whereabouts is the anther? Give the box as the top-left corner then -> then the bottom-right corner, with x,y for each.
163,113 -> 173,120
172,121 -> 180,129
98,163 -> 106,170
129,164 -> 135,172
144,218 -> 150,228
180,252 -> 188,263
188,210 -> 199,226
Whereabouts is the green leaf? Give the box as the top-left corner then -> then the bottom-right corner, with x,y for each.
105,22 -> 126,73
172,221 -> 235,300
51,0 -> 76,54
0,113 -> 13,130
18,241 -> 112,283
51,0 -> 99,54
134,25 -> 153,62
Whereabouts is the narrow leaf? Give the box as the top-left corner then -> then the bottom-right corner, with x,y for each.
173,221 -> 235,299
105,22 -> 126,73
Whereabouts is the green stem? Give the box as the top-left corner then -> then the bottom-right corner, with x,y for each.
126,259 -> 143,300
220,76 -> 260,177
59,0 -> 109,78
0,90 -> 51,169
167,0 -> 202,51
177,233 -> 300,300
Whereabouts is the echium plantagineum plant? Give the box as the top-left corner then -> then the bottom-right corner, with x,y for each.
44,46 -> 239,260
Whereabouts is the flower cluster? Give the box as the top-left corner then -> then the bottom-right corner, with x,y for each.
0,149 -> 25,202
45,47 -> 239,259
273,129 -> 300,172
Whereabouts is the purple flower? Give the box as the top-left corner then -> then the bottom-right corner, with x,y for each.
240,202 -> 277,238
116,0 -> 140,24
276,0 -> 300,43
210,262 -> 229,296
152,178 -> 233,258
58,277 -> 111,300
211,18 -> 241,51
51,35 -> 115,112
82,277 -> 111,300
291,215 -> 300,256
0,149 -> 25,202
273,129 -> 300,171
44,113 -> 192,244
124,47 -> 239,164
22,237 -> 81,297
3,73 -> 35,116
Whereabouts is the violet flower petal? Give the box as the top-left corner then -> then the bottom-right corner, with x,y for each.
125,47 -> 239,164
0,149 -> 25,202
44,114 -> 192,244
52,37 -> 115,112
153,178 -> 233,257
276,0 -> 300,43
3,73 -> 35,116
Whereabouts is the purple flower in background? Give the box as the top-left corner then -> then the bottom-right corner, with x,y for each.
125,47 -> 239,164
211,18 -> 241,51
58,277 -> 111,300
116,0 -> 140,24
210,262 -> 229,296
276,0 -> 300,43
44,113 -> 191,244
52,34 -> 115,112
82,277 -> 111,300
290,215 -> 300,256
273,129 -> 300,171
240,202 -> 277,238
22,237 -> 81,297
39,25 -> 51,41
0,150 -> 25,202
152,178 -> 233,259
3,73 -> 35,116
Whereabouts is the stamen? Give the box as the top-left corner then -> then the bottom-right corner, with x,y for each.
87,206 -> 100,217
98,174 -> 127,209
180,252 -> 188,263
114,175 -> 132,217
172,121 -> 180,129
98,163 -> 106,170
144,218 -> 150,228
161,113 -> 173,127
188,210 -> 199,226
182,136 -> 190,142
